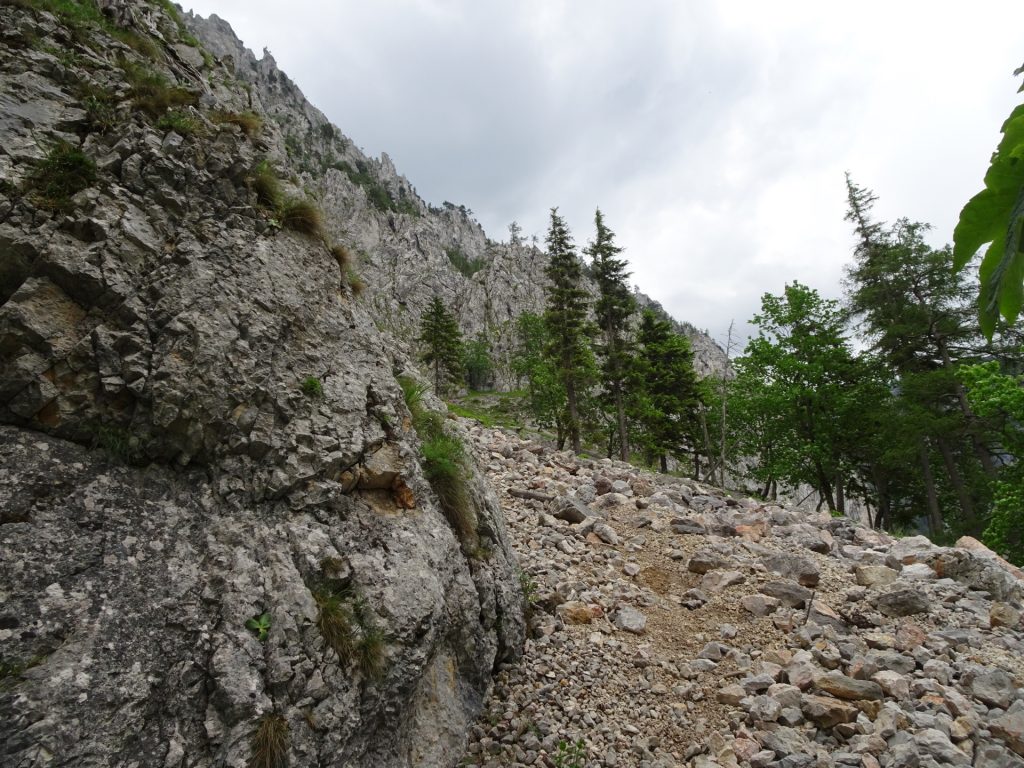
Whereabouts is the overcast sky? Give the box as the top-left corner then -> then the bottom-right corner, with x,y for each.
186,0 -> 1021,345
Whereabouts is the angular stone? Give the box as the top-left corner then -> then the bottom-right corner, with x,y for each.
671,517 -> 707,535
815,671 -> 884,701
762,553 -> 820,587
550,494 -> 590,523
855,565 -> 899,587
801,693 -> 859,728
688,548 -> 728,574
741,594 -> 780,616
760,580 -> 813,608
992,602 -> 1022,629
873,587 -> 930,617
701,569 -> 745,592
613,606 -> 647,634
992,702 -> 1024,757
971,668 -> 1017,709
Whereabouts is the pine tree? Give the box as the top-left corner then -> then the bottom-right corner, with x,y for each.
543,208 -> 590,453
585,208 -> 636,460
418,296 -> 463,395
630,310 -> 702,472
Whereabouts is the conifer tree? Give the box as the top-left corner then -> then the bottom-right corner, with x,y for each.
418,296 -> 463,395
543,208 -> 590,453
631,310 -> 702,472
586,208 -> 636,460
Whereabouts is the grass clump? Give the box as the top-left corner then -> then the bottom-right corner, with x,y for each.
27,141 -> 95,210
156,109 -> 199,136
313,585 -> 356,662
77,83 -> 119,133
356,625 -> 386,680
123,61 -> 197,118
211,110 -> 263,137
397,375 -> 479,553
250,160 -> 282,209
300,376 -> 323,397
346,268 -> 366,296
330,243 -> 351,271
250,713 -> 289,768
278,197 -> 324,238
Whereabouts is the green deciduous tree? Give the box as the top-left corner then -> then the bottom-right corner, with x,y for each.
586,208 -> 636,461
418,296 -> 463,395
513,312 -> 568,443
630,310 -> 703,472
463,333 -> 493,391
543,208 -> 591,453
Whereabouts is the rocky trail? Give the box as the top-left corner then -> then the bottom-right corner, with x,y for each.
458,421 -> 1024,768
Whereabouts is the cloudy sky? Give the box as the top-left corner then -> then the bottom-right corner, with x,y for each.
186,0 -> 1021,345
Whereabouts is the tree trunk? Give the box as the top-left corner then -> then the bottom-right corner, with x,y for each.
871,466 -> 890,531
936,436 -> 978,534
918,438 -> 943,536
615,388 -> 629,462
565,376 -> 581,454
660,455 -> 668,473
813,460 -> 837,512
835,473 -> 845,516
693,452 -> 700,480
719,320 -> 734,488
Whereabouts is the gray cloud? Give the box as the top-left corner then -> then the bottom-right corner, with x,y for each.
187,0 -> 1022,347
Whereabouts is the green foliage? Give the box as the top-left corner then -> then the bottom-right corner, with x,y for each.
245,612 -> 271,641
553,739 -> 587,768
333,159 -> 403,213
156,109 -> 199,135
418,296 -> 464,395
952,63 -> 1024,337
0,654 -> 44,692
960,360 -> 1024,564
278,198 -> 324,238
211,110 -> 263,137
250,714 -> 289,768
26,140 -> 95,210
630,310 -> 702,470
543,208 -> 591,453
463,334 -> 493,390
513,312 -> 568,440
91,422 -> 140,464
446,247 -> 486,278
77,83 -> 119,133
300,376 -> 323,397
518,569 -> 539,607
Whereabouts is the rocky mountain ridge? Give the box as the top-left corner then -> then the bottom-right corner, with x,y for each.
182,9 -> 728,384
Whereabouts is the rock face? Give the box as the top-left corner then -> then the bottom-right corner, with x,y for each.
0,3 -> 522,766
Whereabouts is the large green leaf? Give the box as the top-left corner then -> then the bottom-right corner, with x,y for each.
953,65 -> 1024,336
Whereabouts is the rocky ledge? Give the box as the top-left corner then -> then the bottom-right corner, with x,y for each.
458,422 -> 1024,768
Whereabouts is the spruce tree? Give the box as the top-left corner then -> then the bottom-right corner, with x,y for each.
418,296 -> 463,395
585,208 -> 636,460
543,208 -> 590,453
631,310 -> 702,472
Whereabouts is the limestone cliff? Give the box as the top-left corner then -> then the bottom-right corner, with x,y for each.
0,1 -> 522,765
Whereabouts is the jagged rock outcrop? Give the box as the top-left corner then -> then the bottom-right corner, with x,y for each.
0,2 -> 522,766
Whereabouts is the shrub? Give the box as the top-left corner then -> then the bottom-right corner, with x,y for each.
250,160 -> 282,209
250,714 -> 289,768
123,62 -> 197,118
445,247 -> 486,278
211,110 -> 263,137
156,109 -> 199,135
278,198 -> 323,238
27,141 -> 95,210
312,585 -> 355,663
300,376 -> 323,397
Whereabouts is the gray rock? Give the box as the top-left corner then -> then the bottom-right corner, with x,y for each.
613,606 -> 647,634
914,728 -> 971,765
760,580 -> 813,608
762,553 -> 820,587
874,587 -> 931,617
971,668 -> 1018,710
550,494 -> 590,523
815,671 -> 884,701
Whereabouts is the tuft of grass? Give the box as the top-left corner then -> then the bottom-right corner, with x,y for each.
356,626 -> 386,680
300,376 -> 323,398
156,109 -> 199,136
122,61 -> 197,118
313,585 -> 355,663
397,375 -> 479,552
278,198 -> 323,238
250,160 -> 282,210
77,83 -> 119,133
346,268 -> 365,296
250,714 -> 289,768
211,110 -> 263,137
27,141 -> 96,210
330,243 -> 351,271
